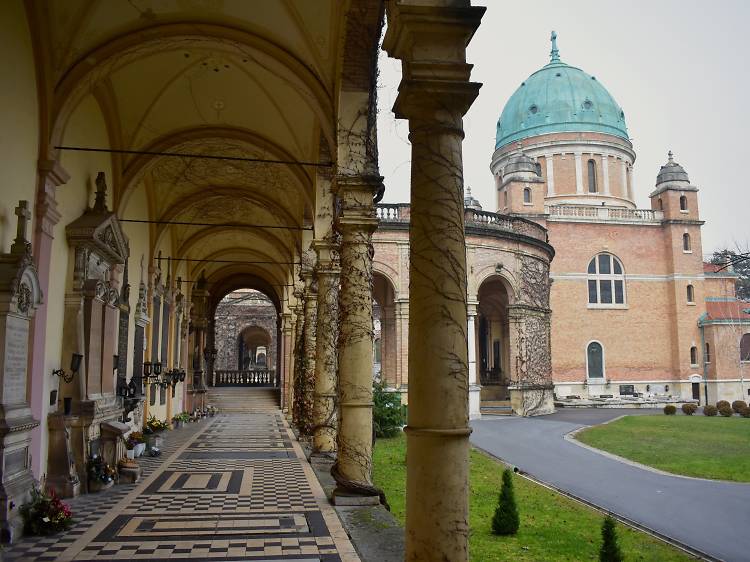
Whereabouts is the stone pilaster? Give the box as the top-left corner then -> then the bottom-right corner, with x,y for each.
384,2 -> 484,560
312,240 -> 340,456
28,160 -> 68,478
332,174 -> 381,504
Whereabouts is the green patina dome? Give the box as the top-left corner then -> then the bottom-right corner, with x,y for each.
495,32 -> 629,150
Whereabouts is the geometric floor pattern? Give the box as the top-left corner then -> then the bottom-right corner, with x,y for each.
4,405 -> 359,561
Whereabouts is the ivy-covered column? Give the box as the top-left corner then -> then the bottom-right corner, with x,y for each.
300,273 -> 317,436
332,174 -> 381,504
384,2 -> 485,560
312,240 -> 340,455
291,297 -> 305,427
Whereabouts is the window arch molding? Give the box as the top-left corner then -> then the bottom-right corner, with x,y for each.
587,159 -> 597,193
686,284 -> 695,304
741,333 -> 750,362
585,340 -> 606,379
587,253 -> 626,307
523,187 -> 531,204
683,233 -> 692,252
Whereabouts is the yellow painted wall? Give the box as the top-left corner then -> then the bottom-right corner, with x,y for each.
0,1 -> 39,251
41,94 -> 113,475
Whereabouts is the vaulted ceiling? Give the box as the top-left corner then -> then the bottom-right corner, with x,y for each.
27,0 -> 382,305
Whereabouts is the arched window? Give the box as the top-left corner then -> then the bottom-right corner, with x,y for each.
690,346 -> 698,365
657,198 -> 663,210
504,190 -> 508,207
683,233 -> 691,252
587,159 -> 597,193
679,195 -> 688,211
587,342 -> 604,378
741,334 -> 750,362
705,343 -> 711,363
523,187 -> 531,204
686,284 -> 695,303
587,254 -> 626,306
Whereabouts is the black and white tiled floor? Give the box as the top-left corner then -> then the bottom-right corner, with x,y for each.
4,401 -> 358,561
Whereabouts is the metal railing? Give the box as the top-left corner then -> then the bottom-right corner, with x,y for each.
480,369 -> 503,385
214,369 -> 277,387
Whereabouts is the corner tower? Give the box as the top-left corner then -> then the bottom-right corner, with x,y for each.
491,32 -> 636,211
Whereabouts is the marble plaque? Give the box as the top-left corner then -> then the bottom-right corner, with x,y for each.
2,315 -> 30,405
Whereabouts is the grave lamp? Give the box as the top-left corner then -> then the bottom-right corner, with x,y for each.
53,353 -> 83,384
143,361 -> 152,377
178,369 -> 186,382
153,361 -> 163,376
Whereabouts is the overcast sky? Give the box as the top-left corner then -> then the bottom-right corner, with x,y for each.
377,0 -> 749,255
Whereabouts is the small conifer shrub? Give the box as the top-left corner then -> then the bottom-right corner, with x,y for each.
740,407 -> 750,418
492,468 -> 520,536
716,400 -> 730,410
719,405 -> 733,417
681,403 -> 697,415
703,405 -> 718,416
732,400 -> 747,413
599,515 -> 624,562
663,404 -> 676,415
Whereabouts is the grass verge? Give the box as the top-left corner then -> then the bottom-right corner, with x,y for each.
576,415 -> 750,482
373,433 -> 695,561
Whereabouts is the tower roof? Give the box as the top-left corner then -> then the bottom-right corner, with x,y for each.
495,32 -> 629,150
656,151 -> 690,185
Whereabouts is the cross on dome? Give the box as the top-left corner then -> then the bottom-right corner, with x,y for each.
550,31 -> 560,63
667,150 -> 674,163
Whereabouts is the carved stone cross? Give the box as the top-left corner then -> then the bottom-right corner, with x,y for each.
11,200 -> 32,255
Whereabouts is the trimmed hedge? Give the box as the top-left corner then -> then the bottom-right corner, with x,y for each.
732,400 -> 748,413
719,405 -> 734,417
703,405 -> 718,417
663,405 -> 677,415
740,407 -> 750,419
681,403 -> 698,415
716,400 -> 731,410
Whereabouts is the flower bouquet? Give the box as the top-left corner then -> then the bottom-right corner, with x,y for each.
87,455 -> 116,492
20,487 -> 73,536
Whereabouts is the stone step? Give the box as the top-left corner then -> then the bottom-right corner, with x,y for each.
481,400 -> 511,407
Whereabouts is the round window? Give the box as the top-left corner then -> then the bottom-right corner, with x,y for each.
529,104 -> 538,114
583,100 -> 593,110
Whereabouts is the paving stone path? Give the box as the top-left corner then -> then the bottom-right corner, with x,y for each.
5,399 -> 358,561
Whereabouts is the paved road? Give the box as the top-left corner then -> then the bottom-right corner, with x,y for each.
471,410 -> 750,561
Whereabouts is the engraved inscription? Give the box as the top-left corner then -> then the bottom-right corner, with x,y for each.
3,315 -> 29,404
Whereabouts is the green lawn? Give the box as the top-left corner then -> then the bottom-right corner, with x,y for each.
576,415 -> 750,482
373,433 -> 694,561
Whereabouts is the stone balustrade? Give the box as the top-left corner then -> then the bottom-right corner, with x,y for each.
547,205 -> 664,223
376,204 -> 548,242
214,369 -> 277,387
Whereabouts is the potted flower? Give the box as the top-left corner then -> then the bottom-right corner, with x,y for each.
128,432 -> 146,457
124,438 -> 135,460
87,455 -> 115,492
20,487 -> 73,536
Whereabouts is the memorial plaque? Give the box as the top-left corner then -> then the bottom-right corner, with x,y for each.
619,384 -> 635,396
2,315 -> 30,404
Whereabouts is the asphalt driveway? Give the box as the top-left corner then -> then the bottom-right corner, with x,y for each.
470,409 -> 750,561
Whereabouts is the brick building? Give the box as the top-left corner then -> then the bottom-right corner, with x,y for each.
374,33 -> 749,413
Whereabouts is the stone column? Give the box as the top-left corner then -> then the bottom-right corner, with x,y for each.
280,312 -> 293,413
332,174 -> 380,504
467,302 -> 481,419
384,3 -> 484,559
395,300 -> 409,388
312,240 -> 340,455
28,160 -> 67,478
300,273 -> 317,437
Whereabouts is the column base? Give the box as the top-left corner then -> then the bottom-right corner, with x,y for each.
468,384 -> 482,420
509,385 -> 555,416
332,487 -> 380,506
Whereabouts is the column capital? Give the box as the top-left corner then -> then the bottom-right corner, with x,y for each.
312,238 -> 341,272
466,303 -> 478,316
334,173 -> 382,233
35,160 -> 69,236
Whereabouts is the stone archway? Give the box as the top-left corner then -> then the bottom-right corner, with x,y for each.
373,272 -> 398,387
477,275 -> 512,400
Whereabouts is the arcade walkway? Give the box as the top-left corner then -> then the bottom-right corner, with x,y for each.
5,389 -> 358,561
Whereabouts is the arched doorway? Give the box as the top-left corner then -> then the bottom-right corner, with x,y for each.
477,276 -> 511,399
212,289 -> 279,387
373,272 -> 398,387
